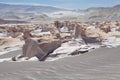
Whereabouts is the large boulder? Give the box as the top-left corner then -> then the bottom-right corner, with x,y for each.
22,38 -> 61,61
74,24 -> 103,44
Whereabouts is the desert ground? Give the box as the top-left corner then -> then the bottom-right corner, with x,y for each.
0,46 -> 120,80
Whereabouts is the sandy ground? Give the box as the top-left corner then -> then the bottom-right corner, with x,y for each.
0,46 -> 120,80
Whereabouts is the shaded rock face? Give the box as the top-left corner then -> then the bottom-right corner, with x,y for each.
38,40 -> 61,54
22,38 -> 61,61
82,37 -> 101,44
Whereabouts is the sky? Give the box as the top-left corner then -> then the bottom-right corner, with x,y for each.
0,0 -> 120,9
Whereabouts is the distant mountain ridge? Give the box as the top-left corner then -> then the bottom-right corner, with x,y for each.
0,3 -> 120,23
0,3 -> 66,13
0,3 -> 67,23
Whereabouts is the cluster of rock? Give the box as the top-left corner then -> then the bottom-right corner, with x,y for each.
0,21 -> 120,61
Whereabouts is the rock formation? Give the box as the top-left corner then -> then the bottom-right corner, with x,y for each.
3,21 -> 119,61
21,38 -> 61,61
74,24 -> 102,44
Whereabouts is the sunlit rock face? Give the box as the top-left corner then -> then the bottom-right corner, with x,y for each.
0,38 -> 23,51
